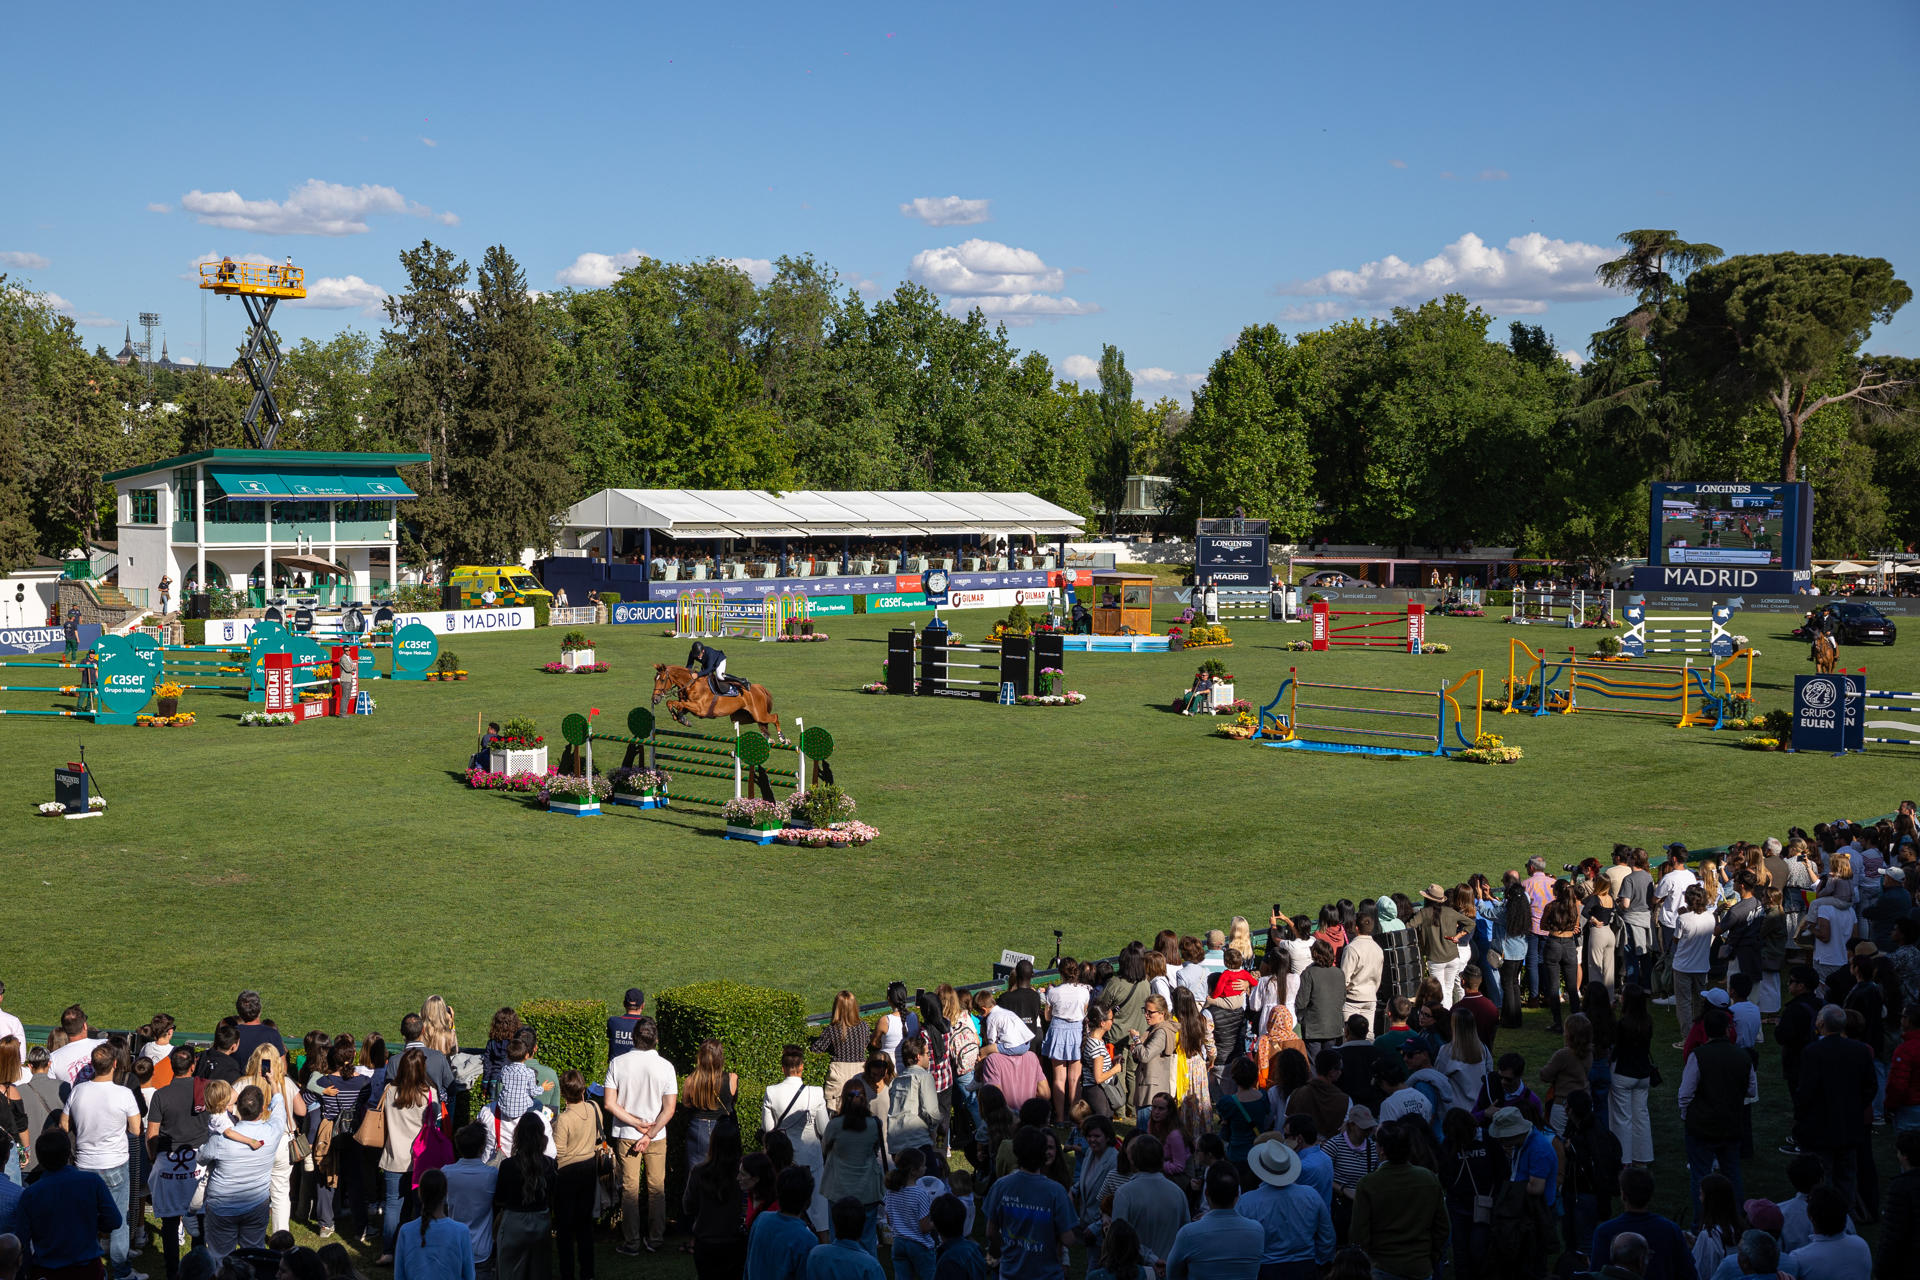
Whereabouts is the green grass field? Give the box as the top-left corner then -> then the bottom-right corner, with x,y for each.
2,603 -> 1912,1037
5,602 -> 1909,1268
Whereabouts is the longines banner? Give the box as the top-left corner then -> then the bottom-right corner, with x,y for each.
0,623 -> 102,655
647,570 -> 1052,600
1195,534 -> 1271,587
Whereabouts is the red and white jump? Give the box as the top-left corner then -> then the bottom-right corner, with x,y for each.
263,646 -> 361,721
1309,602 -> 1427,653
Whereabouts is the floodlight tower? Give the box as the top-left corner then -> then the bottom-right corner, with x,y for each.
138,311 -> 161,383
197,258 -> 305,447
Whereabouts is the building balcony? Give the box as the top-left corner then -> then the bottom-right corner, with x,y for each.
169,519 -> 394,545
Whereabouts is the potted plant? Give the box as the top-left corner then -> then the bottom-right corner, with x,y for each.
607,767 -> 670,809
433,651 -> 460,681
721,797 -> 788,844
489,716 -> 548,776
155,681 -> 184,718
542,772 -> 609,816
559,631 -> 594,669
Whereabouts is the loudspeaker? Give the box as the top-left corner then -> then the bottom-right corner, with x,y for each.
441,584 -> 461,610
187,592 -> 211,619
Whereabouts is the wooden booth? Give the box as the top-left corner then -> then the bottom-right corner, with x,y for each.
1091,570 -> 1155,635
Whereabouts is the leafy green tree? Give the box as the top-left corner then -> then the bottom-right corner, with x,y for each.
1175,325 -> 1316,538
382,240 -> 469,518
1665,253 -> 1912,480
1091,345 -> 1134,535
1508,322 -> 1560,371
276,331 -> 390,452
1596,230 -> 1725,316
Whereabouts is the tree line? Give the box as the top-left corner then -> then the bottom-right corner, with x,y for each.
0,229 -> 1910,570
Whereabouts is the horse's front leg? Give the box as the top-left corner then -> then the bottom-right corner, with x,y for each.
668,699 -> 693,726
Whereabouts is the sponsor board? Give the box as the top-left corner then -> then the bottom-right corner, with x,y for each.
393,607 -> 534,635
646,570 -> 1053,601
0,624 -> 102,656
805,595 -> 854,616
1630,565 -> 1810,594
946,588 -> 1054,610
610,601 -> 679,625
1793,673 -> 1864,753
866,594 -> 940,613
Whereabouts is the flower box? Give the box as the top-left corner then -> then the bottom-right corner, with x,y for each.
608,792 -> 668,809
724,824 -> 780,843
561,647 -> 596,669
490,746 -> 548,776
549,798 -> 602,816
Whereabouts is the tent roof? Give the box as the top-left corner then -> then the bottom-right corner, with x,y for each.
560,489 -> 1086,538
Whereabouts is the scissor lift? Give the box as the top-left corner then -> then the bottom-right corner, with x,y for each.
198,260 -> 307,448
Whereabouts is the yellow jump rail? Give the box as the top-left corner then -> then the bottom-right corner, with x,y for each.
199,261 -> 306,299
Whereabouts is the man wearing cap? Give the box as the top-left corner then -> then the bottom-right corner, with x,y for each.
1350,1121 -> 1446,1280
1868,866 -> 1912,950
1413,886 -> 1470,1007
1166,1164 -> 1261,1280
608,989 -> 646,1062
1237,1140 -> 1333,1280
1680,1007 -> 1757,1221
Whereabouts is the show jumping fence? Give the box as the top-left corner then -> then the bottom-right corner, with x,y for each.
1502,639 -> 1752,729
561,706 -> 834,809
673,590 -> 811,641
1309,601 -> 1426,652
885,625 -> 1065,702
1616,603 -> 1735,659
1251,667 -> 1485,757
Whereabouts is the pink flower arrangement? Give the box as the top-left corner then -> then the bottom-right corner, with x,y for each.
465,767 -> 555,792
774,821 -> 878,848
542,661 -> 610,674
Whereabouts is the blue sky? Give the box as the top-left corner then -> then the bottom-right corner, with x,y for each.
5,0 -> 1917,395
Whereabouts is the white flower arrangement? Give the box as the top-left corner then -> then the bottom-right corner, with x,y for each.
240,711 -> 297,727
88,796 -> 106,810
37,802 -> 65,816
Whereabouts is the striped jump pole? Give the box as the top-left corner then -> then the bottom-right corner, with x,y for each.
1251,667 -> 1482,757
1309,601 -> 1426,653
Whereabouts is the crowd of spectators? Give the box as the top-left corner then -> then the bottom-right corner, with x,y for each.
0,812 -> 1913,1280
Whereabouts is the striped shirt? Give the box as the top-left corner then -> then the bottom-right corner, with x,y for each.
884,1182 -> 935,1248
494,1062 -> 540,1120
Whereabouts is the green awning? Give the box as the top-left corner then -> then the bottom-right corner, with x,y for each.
276,471 -> 362,500
358,471 -> 416,499
207,467 -> 289,500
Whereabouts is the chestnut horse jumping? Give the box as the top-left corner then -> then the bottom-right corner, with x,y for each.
651,664 -> 783,739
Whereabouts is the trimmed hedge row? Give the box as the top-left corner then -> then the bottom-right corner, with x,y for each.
517,997 -> 609,1083
655,981 -> 808,1081
183,618 -> 205,646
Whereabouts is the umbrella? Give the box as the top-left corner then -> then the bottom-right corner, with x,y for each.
1824,560 -> 1874,575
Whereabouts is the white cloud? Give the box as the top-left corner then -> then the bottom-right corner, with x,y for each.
0,251 -> 49,271
914,239 -> 1096,325
39,291 -> 118,328
1559,349 -> 1586,369
1277,301 -> 1360,325
179,179 -> 457,236
912,239 -> 1064,295
146,202 -> 171,214
555,248 -> 648,287
1135,366 -> 1205,390
1276,232 -> 1618,316
725,257 -> 775,285
1057,354 -> 1100,380
947,294 -> 1098,325
421,137 -> 437,147
899,196 -> 991,227
294,275 -> 389,315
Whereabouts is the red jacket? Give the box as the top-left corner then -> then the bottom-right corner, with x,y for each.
1887,1028 -> 1920,1112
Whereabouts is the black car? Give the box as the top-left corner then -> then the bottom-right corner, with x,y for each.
1818,601 -> 1898,645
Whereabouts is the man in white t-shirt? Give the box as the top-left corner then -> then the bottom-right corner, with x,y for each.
601,1016 -> 677,1255
69,1044 -> 142,1280
46,1005 -> 107,1088
1652,847 -> 1699,992
1803,896 -> 1859,983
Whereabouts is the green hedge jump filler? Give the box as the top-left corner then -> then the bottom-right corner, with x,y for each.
560,706 -> 834,821
1252,667 -> 1485,758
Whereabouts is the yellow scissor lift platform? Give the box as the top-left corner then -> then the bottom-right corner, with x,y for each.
199,261 -> 306,299
197,261 -> 304,445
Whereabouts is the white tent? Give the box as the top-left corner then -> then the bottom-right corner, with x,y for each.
1823,560 -> 1875,575
559,489 -> 1087,542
